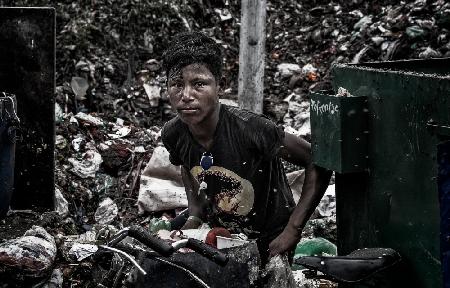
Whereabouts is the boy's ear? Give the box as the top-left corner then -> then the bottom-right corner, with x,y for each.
216,84 -> 222,98
216,77 -> 223,94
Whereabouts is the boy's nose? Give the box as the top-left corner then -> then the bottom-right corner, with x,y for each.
181,86 -> 194,101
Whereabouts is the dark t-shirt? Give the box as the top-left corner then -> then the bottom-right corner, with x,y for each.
161,105 -> 295,242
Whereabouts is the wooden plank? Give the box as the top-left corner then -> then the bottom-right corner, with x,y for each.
238,0 -> 266,114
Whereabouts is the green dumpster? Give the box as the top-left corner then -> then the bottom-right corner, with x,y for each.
310,58 -> 450,288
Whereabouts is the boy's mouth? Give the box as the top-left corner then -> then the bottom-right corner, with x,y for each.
179,107 -> 199,114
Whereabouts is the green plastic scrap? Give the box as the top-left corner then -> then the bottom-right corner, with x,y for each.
294,237 -> 337,257
148,217 -> 171,233
292,237 -> 337,271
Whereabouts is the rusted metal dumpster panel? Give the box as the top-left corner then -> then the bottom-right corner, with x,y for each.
0,8 -> 55,210
310,92 -> 368,173
325,59 -> 450,288
356,57 -> 450,77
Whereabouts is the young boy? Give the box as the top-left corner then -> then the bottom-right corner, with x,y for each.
161,31 -> 331,264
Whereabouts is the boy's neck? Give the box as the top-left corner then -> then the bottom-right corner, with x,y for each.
188,104 -> 221,150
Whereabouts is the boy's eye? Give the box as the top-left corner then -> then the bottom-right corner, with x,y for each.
195,82 -> 205,88
170,82 -> 183,89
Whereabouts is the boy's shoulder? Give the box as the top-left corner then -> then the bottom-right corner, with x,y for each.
223,105 -> 275,126
161,116 -> 184,141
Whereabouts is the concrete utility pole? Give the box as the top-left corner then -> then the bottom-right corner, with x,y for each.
238,0 -> 266,114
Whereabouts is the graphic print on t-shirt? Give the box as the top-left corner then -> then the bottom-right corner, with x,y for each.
190,165 -> 255,216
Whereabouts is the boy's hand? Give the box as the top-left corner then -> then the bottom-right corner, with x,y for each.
268,225 -> 301,257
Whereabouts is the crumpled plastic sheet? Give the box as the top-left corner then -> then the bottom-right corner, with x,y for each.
94,197 -> 118,224
107,126 -> 132,139
74,112 -> 104,126
283,94 -> 311,139
77,230 -> 97,243
286,170 -> 335,218
143,84 -> 161,107
60,230 -> 97,261
262,254 -> 297,288
292,270 -> 336,288
316,185 -> 336,218
55,134 -> 68,150
138,176 -> 187,213
286,169 -> 305,204
138,146 -> 187,213
68,150 -> 103,178
0,226 -> 56,276
69,243 -> 99,261
54,186 -> 69,217
55,103 -> 63,124
71,135 -> 84,152
277,63 -> 301,77
42,268 -> 64,288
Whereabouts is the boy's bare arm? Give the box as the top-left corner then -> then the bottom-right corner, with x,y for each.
269,132 -> 332,255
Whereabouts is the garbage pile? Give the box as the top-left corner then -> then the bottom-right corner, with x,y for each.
54,109 -> 162,228
0,0 -> 448,287
267,0 -> 450,138
5,0 -> 448,130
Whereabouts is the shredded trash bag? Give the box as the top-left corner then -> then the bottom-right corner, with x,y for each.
0,226 -> 56,276
138,146 -> 187,213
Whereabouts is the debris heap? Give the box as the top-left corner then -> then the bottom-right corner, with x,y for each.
0,0 -> 448,286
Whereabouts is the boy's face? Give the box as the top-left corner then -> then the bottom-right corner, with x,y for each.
167,63 -> 220,127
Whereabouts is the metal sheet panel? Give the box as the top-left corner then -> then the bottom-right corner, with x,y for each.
0,8 -> 55,210
310,92 -> 368,173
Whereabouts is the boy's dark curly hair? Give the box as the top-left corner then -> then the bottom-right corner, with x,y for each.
162,31 -> 223,82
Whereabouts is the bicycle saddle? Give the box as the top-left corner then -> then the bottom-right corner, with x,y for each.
294,247 -> 401,283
